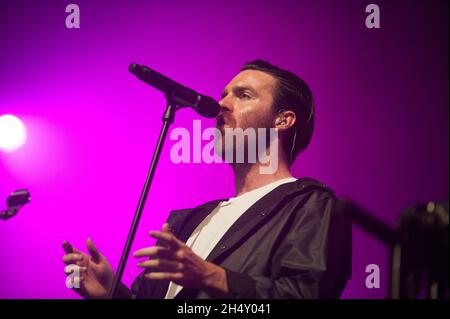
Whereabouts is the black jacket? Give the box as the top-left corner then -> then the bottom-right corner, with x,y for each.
118,178 -> 352,299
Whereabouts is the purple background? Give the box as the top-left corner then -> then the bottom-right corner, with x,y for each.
0,0 -> 448,298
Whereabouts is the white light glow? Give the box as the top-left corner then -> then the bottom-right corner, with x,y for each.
0,114 -> 27,152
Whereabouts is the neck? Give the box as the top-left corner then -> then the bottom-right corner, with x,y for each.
232,160 -> 293,197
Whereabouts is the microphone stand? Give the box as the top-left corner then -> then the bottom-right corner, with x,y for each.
107,97 -> 180,299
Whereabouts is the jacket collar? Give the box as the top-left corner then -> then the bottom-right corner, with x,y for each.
204,180 -> 305,263
169,179 -> 309,263
166,178 -> 325,299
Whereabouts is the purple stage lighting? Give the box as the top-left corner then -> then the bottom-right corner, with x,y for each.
0,115 -> 27,153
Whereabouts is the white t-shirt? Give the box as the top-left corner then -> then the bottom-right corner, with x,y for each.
164,177 -> 297,299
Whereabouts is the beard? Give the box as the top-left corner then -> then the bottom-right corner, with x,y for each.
214,110 -> 275,163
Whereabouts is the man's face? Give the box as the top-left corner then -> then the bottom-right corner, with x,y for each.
216,69 -> 277,133
215,69 -> 279,163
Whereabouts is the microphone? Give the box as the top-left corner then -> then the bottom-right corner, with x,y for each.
129,63 -> 220,118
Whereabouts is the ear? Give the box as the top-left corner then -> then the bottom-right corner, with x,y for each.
275,110 -> 296,132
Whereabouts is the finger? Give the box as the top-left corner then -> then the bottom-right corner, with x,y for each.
156,248 -> 178,260
78,266 -> 87,273
86,238 -> 101,262
144,272 -> 184,281
64,265 -> 87,275
162,223 -> 170,233
63,260 -> 86,268
72,246 -> 82,254
62,253 -> 83,265
149,231 -> 182,250
133,246 -> 175,260
133,246 -> 159,258
62,241 -> 82,255
137,259 -> 183,271
62,241 -> 74,254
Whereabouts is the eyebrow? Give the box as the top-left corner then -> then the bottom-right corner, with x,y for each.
221,85 -> 257,99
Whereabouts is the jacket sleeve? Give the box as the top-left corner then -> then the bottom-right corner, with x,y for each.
115,282 -> 133,299
113,209 -> 190,299
222,189 -> 352,299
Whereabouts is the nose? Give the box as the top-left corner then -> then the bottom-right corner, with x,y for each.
218,104 -> 230,115
218,97 -> 232,115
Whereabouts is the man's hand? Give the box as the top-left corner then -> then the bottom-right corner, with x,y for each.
133,223 -> 229,298
62,238 -> 114,299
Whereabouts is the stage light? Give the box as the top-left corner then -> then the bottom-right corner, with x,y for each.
0,114 -> 27,153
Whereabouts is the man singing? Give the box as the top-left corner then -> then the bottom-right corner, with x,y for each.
62,60 -> 352,299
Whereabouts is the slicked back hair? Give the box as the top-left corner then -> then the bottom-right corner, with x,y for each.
241,59 -> 315,166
